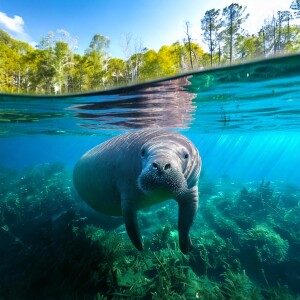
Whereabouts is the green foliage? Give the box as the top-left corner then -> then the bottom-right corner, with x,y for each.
84,34 -> 110,90
0,163 -> 111,298
148,248 -> 197,299
146,223 -> 179,251
245,225 -> 289,263
0,29 -> 34,93
0,162 -> 72,228
195,178 -> 300,296
193,276 -> 224,300
2,0 -> 300,95
0,29 -> 208,94
263,284 -> 300,300
1,164 -> 300,298
235,34 -> 263,60
200,3 -> 300,66
284,201 -> 300,226
221,267 -> 261,300
106,57 -> 126,85
192,230 -> 229,274
201,9 -> 222,66
221,3 -> 249,63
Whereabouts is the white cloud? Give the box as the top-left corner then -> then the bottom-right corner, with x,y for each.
0,11 -> 37,46
0,12 -> 25,34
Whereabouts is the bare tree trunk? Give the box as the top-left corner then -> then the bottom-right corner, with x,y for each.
18,68 -> 21,93
209,21 -> 213,66
262,29 -> 266,56
229,15 -> 233,63
273,15 -> 277,54
185,21 -> 193,70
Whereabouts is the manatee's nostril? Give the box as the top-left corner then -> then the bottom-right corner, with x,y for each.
164,163 -> 171,170
152,162 -> 158,169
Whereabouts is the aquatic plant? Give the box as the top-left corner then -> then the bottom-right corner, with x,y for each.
193,179 -> 300,297
147,248 -> 200,299
200,193 -> 242,241
221,266 -> 261,300
0,163 -> 73,230
191,230 -> 229,275
1,216 -> 111,298
193,276 -> 224,300
145,223 -> 179,251
245,224 -> 289,263
138,201 -> 178,231
0,164 -> 120,298
284,201 -> 300,227
1,164 -> 300,298
237,180 -> 279,217
262,283 -> 300,300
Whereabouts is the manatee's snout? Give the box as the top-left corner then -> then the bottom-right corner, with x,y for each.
138,154 -> 186,196
152,159 -> 172,175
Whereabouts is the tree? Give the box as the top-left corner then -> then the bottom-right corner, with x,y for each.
183,42 -> 204,70
201,9 -> 222,66
139,49 -> 161,80
52,41 -> 73,94
70,54 -> 87,92
275,11 -> 293,52
259,18 -> 275,56
221,3 -> 249,63
278,11 -> 294,50
107,58 -> 126,85
123,36 -> 146,82
18,46 -> 40,93
259,10 -> 297,56
157,45 -> 181,76
0,31 -> 19,92
283,25 -> 300,51
35,30 -> 78,94
170,42 -> 185,71
0,30 -> 34,93
84,34 -> 110,90
235,34 -> 262,60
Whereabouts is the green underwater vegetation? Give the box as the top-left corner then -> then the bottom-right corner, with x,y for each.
0,163 -> 300,299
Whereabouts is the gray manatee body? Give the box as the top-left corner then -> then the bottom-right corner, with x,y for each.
73,129 -> 201,254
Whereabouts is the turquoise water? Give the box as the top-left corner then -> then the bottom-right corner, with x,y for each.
1,55 -> 300,299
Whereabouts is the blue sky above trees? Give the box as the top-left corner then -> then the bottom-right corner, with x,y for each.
0,0 -> 296,58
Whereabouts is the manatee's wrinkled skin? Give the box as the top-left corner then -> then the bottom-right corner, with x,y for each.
73,129 -> 201,254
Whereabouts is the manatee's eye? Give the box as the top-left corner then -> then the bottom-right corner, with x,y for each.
184,153 -> 189,159
141,149 -> 146,157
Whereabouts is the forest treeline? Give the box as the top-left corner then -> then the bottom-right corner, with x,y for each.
1,1 -> 300,94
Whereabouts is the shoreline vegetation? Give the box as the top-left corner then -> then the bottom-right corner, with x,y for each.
1,1 -> 300,95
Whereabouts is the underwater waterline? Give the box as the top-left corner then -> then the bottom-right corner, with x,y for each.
0,55 -> 300,299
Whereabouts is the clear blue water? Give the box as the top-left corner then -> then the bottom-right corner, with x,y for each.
1,54 -> 300,298
1,55 -> 300,184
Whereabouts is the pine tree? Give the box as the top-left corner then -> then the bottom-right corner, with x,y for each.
201,9 -> 222,66
221,3 -> 249,63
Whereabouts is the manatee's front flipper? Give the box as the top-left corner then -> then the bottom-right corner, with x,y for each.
121,198 -> 143,251
176,186 -> 199,254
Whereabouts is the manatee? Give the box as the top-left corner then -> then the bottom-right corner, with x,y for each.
73,129 -> 201,254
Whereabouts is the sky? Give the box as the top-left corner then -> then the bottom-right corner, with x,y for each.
0,0 -> 296,58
